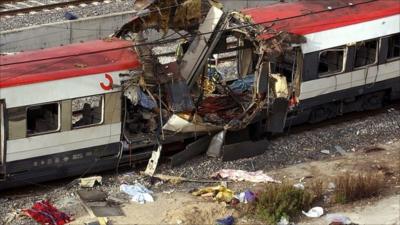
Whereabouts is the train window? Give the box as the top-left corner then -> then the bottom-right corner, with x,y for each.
387,33 -> 400,60
27,103 -> 60,136
72,95 -> 103,128
318,47 -> 345,76
354,39 -> 378,68
8,107 -> 26,139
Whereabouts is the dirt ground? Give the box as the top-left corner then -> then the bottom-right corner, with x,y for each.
62,140 -> 400,225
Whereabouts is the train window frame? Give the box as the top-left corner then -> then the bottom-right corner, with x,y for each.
318,46 -> 347,78
353,39 -> 379,69
71,94 -> 105,129
26,102 -> 61,137
387,33 -> 400,61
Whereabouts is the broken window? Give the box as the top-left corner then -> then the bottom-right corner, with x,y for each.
318,47 -> 345,76
354,39 -> 378,68
72,95 -> 103,128
270,51 -> 296,82
387,33 -> 400,60
27,103 -> 59,136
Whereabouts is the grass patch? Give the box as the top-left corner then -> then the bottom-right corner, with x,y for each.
254,183 -> 317,224
333,172 -> 384,204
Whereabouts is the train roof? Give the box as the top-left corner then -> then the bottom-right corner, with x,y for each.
0,38 -> 141,88
242,0 -> 400,40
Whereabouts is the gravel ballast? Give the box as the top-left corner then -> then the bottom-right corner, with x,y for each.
0,0 -> 135,31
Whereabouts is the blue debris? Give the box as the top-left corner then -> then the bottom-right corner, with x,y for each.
138,89 -> 157,110
216,215 -> 234,225
229,74 -> 254,93
64,11 -> 78,20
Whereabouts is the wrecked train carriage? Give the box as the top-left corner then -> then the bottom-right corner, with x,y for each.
122,0 -> 400,136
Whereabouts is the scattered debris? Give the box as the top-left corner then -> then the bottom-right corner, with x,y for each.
77,190 -> 124,217
207,130 -> 226,158
293,183 -> 305,190
215,215 -> 234,225
144,144 -> 162,176
302,206 -> 324,218
277,216 -> 289,225
79,176 -> 102,188
325,214 -> 353,225
84,217 -> 109,225
23,200 -> 73,225
212,169 -> 280,183
321,150 -> 330,155
120,184 -> 154,204
334,145 -> 347,156
192,185 -> 234,203
64,11 -> 78,20
234,190 -> 255,203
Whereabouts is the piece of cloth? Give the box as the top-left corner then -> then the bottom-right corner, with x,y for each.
325,214 -> 353,225
120,184 -> 154,204
23,200 -> 72,225
192,185 -> 234,203
212,169 -> 280,183
79,176 -> 102,188
215,215 -> 234,225
302,206 -> 324,218
234,190 -> 255,203
229,74 -> 255,93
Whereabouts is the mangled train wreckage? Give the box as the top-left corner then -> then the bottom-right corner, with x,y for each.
0,0 -> 399,189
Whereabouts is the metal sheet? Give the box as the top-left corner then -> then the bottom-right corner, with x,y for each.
206,130 -> 226,158
170,135 -> 212,167
222,139 -> 268,161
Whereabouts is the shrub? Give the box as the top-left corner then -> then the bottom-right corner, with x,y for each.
255,183 -> 314,224
333,172 -> 384,204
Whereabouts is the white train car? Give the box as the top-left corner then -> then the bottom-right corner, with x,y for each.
0,39 -> 141,189
241,0 -> 400,124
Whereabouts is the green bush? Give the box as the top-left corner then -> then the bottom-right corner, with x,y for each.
255,183 -> 315,224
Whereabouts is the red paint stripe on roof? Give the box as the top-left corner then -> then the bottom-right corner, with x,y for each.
0,38 -> 141,88
242,0 -> 400,39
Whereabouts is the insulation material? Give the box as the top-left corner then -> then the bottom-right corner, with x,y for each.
163,114 -> 221,133
270,74 -> 289,98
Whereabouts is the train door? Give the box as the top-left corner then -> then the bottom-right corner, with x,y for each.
0,100 -> 5,180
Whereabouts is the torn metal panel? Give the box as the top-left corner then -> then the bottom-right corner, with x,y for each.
206,130 -> 226,157
170,135 -> 212,166
267,97 -> 288,133
144,144 -> 162,176
255,62 -> 269,95
221,139 -> 268,161
179,6 -> 225,86
163,114 -> 221,133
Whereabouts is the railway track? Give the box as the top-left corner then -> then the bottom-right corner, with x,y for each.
0,0 -> 113,17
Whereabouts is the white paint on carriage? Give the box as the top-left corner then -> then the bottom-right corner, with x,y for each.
6,122 -> 121,162
301,14 -> 400,54
299,60 -> 400,100
0,70 -> 125,108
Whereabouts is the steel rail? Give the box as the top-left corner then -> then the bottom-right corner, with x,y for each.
0,0 -> 100,16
